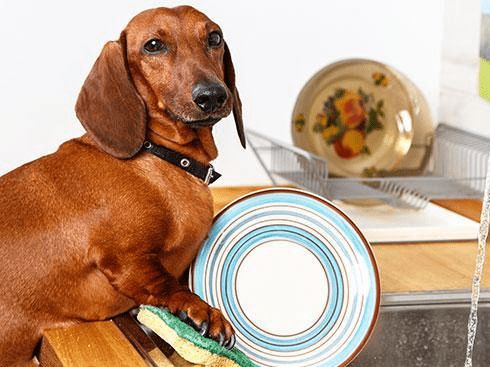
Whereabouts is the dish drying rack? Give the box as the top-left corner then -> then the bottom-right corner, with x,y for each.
247,124 -> 490,209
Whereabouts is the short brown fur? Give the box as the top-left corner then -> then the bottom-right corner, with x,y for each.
0,6 -> 242,366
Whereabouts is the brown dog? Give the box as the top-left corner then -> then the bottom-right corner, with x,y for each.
0,6 -> 244,366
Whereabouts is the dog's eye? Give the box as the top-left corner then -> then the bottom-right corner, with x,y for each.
208,31 -> 222,48
143,39 -> 166,54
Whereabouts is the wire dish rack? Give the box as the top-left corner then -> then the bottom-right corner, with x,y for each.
247,124 -> 490,209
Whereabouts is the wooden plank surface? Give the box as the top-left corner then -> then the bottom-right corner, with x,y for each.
39,321 -> 148,367
211,186 -> 489,293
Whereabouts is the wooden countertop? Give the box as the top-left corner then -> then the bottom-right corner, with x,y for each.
39,186 -> 489,366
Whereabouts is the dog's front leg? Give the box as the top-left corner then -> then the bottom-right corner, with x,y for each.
90,247 -> 235,348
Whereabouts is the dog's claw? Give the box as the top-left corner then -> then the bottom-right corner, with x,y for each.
176,310 -> 188,322
183,316 -> 198,330
225,334 -> 236,349
216,332 -> 225,346
199,320 -> 209,336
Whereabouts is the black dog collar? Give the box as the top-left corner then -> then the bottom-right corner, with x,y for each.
142,141 -> 221,185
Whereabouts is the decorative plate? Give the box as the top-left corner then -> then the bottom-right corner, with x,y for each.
292,59 -> 416,177
189,188 -> 380,367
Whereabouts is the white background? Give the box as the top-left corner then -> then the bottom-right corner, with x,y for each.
0,0 -> 459,186
439,0 -> 490,137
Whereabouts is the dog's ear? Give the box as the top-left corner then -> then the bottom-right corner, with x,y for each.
75,38 -> 147,159
223,42 -> 245,149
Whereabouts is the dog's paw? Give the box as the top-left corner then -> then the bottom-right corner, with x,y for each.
164,291 -> 236,349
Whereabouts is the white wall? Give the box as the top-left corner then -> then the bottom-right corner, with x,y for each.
0,0 -> 444,185
439,0 -> 490,138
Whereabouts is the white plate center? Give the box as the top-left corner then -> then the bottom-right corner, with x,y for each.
235,240 -> 329,336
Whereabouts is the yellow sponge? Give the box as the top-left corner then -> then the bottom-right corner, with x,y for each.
137,306 -> 256,367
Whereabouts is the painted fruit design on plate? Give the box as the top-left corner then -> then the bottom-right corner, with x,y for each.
294,72 -> 387,159
294,113 -> 306,132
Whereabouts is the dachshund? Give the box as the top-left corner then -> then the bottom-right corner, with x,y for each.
0,6 -> 244,366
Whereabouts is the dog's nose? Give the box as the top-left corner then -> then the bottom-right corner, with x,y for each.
192,82 -> 227,113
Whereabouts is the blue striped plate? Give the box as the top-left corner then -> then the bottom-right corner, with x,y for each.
189,188 -> 380,367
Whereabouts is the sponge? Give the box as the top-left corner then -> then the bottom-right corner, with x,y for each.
137,306 -> 257,367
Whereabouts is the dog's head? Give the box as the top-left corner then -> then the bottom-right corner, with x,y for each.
76,6 -> 244,159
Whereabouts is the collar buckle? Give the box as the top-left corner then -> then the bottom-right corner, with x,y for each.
204,165 -> 215,185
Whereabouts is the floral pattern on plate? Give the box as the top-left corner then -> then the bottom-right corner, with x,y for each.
296,72 -> 388,160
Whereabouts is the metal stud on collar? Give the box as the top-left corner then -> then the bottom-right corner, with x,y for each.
180,158 -> 190,168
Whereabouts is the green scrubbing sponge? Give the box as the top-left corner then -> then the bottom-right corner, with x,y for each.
137,305 -> 257,367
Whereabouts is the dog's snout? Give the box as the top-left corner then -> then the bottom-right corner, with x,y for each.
192,82 -> 227,113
